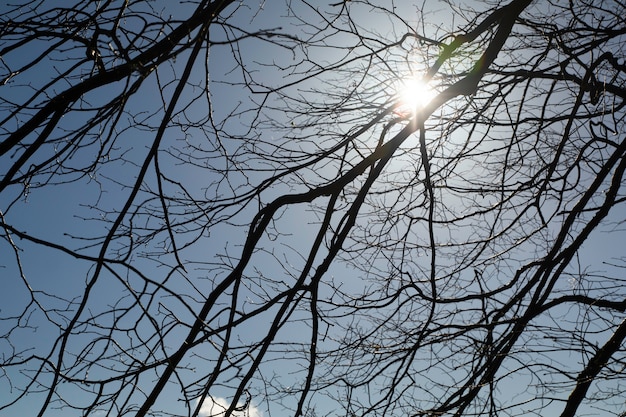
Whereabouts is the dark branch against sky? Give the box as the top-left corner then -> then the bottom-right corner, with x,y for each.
1,1 -> 626,416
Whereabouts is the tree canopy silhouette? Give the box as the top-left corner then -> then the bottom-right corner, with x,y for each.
1,1 -> 626,416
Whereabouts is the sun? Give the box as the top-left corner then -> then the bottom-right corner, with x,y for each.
395,77 -> 437,118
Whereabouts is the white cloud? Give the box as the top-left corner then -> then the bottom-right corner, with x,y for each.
198,395 -> 262,417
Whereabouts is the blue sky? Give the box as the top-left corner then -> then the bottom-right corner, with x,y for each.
2,1 -> 626,417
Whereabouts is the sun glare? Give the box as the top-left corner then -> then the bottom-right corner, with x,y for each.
396,77 -> 437,117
